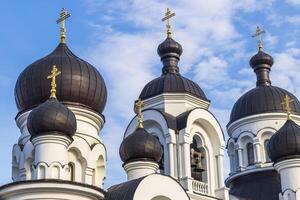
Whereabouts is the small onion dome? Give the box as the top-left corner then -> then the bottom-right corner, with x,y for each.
139,37 -> 209,102
268,120 -> 300,163
119,128 -> 163,163
229,86 -> 300,124
27,97 -> 77,139
15,43 -> 107,114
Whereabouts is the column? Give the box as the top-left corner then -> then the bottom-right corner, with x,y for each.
237,147 -> 244,170
168,143 -> 175,177
183,142 -> 191,177
216,154 -> 225,188
253,138 -> 262,165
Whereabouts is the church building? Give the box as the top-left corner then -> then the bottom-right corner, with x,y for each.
1,8 -> 300,200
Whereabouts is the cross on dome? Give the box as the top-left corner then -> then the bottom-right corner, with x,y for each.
47,65 -> 61,98
282,94 -> 294,119
162,8 -> 175,38
136,98 -> 144,128
56,8 -> 71,44
252,26 -> 266,52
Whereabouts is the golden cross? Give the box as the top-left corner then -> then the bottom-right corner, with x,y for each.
136,98 -> 144,128
252,26 -> 266,52
56,8 -> 71,44
47,65 -> 61,98
281,94 -> 294,120
162,8 -> 175,38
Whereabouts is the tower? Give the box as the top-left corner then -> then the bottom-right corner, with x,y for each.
124,8 -> 228,200
226,27 -> 300,200
1,9 -> 107,200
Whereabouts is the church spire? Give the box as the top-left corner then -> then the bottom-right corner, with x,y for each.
158,8 -> 182,75
136,98 -> 144,128
47,65 -> 61,98
56,8 -> 71,44
252,26 -> 265,52
250,26 -> 273,87
282,94 -> 294,120
162,8 -> 175,38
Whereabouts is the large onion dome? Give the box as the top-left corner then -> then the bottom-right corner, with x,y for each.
15,43 -> 107,114
27,97 -> 77,139
268,119 -> 300,163
229,50 -> 300,125
119,127 -> 163,164
139,37 -> 209,102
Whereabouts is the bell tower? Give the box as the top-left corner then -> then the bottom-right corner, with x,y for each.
124,8 -> 228,200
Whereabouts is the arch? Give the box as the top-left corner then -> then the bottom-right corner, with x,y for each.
124,109 -> 174,140
259,130 -> 275,163
67,147 -> 87,183
37,164 -> 46,179
93,155 -> 105,187
68,162 -> 75,181
190,135 -> 208,182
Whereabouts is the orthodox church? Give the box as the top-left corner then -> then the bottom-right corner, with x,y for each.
1,8 -> 300,200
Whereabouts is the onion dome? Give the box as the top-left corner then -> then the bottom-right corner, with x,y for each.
139,37 -> 208,102
119,127 -> 163,163
119,98 -> 163,163
27,97 -> 77,139
268,119 -> 300,163
14,42 -> 107,114
229,49 -> 300,125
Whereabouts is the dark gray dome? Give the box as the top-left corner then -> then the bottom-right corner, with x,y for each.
27,97 -> 77,139
140,37 -> 208,102
229,86 -> 300,124
119,128 -> 163,163
229,49 -> 300,125
268,119 -> 300,163
140,74 -> 209,101
15,43 -> 107,114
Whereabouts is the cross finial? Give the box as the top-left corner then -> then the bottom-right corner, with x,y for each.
162,8 -> 175,38
136,98 -> 144,128
281,94 -> 294,120
252,26 -> 266,52
56,8 -> 71,44
47,65 -> 61,98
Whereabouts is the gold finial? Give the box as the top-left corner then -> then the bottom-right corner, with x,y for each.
136,98 -> 144,128
47,65 -> 61,98
252,26 -> 266,52
281,94 -> 294,120
162,8 -> 175,38
56,8 -> 71,44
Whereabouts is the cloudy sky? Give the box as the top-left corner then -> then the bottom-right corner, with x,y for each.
1,0 -> 300,188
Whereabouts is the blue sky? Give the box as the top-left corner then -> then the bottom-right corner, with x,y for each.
1,0 -> 300,188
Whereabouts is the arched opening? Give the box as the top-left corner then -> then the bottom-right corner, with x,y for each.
93,156 -> 105,187
67,148 -> 87,183
190,135 -> 207,182
38,165 -> 46,179
264,140 -> 271,162
68,163 -> 75,181
246,143 -> 254,166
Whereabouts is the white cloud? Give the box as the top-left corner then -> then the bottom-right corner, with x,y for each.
286,0 -> 300,5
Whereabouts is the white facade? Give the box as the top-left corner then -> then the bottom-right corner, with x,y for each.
275,159 -> 300,200
124,93 -> 229,200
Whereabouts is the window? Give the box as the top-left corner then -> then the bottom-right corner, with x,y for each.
264,140 -> 271,162
190,136 -> 207,182
69,163 -> 75,181
246,143 -> 255,166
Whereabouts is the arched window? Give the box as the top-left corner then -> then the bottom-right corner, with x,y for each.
190,136 -> 207,182
264,140 -> 271,162
246,143 -> 254,166
68,163 -> 75,181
